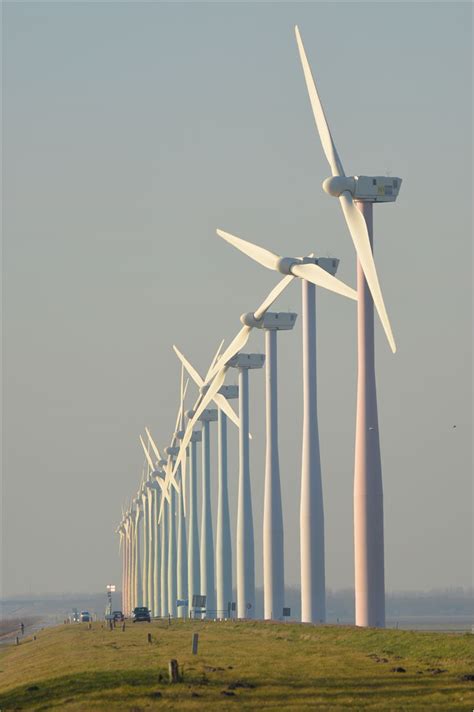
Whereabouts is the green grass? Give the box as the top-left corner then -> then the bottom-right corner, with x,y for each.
0,620 -> 472,710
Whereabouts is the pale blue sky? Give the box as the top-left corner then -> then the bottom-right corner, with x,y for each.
2,1 -> 472,596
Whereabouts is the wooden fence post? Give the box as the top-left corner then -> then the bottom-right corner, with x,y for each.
168,659 -> 179,683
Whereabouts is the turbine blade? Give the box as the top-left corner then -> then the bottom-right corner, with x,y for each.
145,427 -> 162,462
139,435 -> 155,471
214,392 -> 240,428
294,25 -> 345,177
290,262 -> 357,301
339,191 -> 396,352
217,229 -> 280,271
180,378 -> 189,430
158,488 -> 166,523
205,338 -> 225,381
253,274 -> 295,319
213,393 -> 252,438
173,345 -> 204,388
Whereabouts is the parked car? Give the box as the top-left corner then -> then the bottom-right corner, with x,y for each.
80,611 -> 91,623
132,607 -> 151,623
112,610 -> 124,622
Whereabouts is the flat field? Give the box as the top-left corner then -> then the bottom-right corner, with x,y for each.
0,619 -> 472,711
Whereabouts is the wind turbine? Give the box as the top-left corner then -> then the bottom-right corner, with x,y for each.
173,345 -> 240,618
294,25 -> 401,627
217,230 -> 356,622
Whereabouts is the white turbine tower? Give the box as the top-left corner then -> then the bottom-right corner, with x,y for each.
155,370 -> 189,618
294,26 -> 401,627
217,230 -> 356,622
117,519 -> 126,614
229,352 -> 264,619
174,374 -> 189,619
186,429 -> 202,615
140,473 -> 151,612
125,513 -> 133,615
140,434 -> 169,617
117,511 -> 131,616
198,406 -> 217,617
242,311 -> 297,620
173,345 -> 240,618
132,494 -> 143,608
127,503 -> 136,612
145,428 -> 170,617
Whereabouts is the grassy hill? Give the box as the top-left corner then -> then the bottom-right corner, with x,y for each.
0,619 -> 472,710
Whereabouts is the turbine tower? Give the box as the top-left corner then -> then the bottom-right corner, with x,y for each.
228,353 -> 264,619
145,427 -> 169,617
165,447 -> 179,617
140,433 -> 168,617
117,521 -> 126,615
242,311 -> 297,620
156,369 -> 189,618
216,384 -> 237,618
132,495 -> 143,608
187,429 -> 202,615
140,480 -> 150,611
118,513 -> 131,616
198,408 -> 218,617
295,25 -> 401,627
217,230 -> 356,622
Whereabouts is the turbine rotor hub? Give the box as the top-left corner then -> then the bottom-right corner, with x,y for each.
276,256 -> 300,275
322,176 -> 356,197
240,312 -> 263,328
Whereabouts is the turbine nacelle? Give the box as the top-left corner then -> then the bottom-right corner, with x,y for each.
275,255 -> 339,277
323,175 -> 402,203
240,311 -> 298,331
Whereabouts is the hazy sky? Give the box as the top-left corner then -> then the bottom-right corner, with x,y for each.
2,1 -> 472,597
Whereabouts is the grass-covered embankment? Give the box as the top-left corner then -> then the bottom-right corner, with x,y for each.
0,619 -> 472,710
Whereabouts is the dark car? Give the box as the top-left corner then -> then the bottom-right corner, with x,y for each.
132,607 -> 151,623
112,611 -> 124,622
